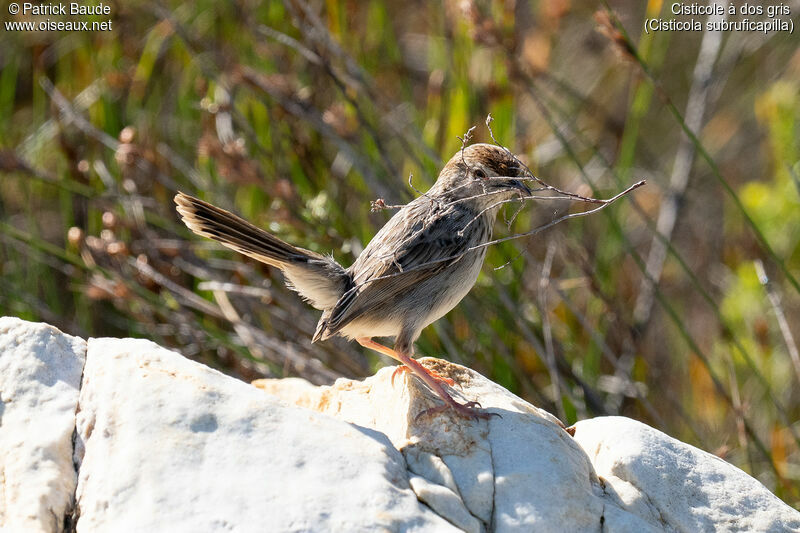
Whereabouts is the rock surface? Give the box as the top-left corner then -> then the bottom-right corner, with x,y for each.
572,417 -> 800,533
1,316 -> 799,532
74,337 -> 456,532
0,317 -> 86,533
254,361 -> 664,532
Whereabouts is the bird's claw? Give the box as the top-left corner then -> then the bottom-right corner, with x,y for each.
415,399 -> 501,421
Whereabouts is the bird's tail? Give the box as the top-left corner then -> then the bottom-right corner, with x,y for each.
175,192 -> 349,310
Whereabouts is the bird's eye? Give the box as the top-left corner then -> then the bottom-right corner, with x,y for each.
474,168 -> 487,180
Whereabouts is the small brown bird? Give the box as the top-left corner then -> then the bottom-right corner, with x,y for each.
175,144 -> 531,418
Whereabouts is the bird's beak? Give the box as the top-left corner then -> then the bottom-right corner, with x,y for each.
509,179 -> 531,196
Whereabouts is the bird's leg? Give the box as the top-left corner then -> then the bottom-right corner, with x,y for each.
390,365 -> 416,386
355,337 -> 454,386
356,337 -> 493,420
389,365 -> 455,387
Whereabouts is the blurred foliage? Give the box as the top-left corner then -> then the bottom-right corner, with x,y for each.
1,0 -> 798,505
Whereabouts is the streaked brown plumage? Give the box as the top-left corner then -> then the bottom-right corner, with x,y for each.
175,143 -> 530,418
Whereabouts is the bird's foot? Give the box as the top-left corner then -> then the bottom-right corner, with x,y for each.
356,337 -> 493,421
391,364 -> 455,387
415,398 -> 501,421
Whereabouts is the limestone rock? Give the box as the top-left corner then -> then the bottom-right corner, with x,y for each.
3,317 -> 799,533
254,359 -> 664,532
74,337 -> 457,532
0,317 -> 86,533
257,359 -> 800,532
572,416 -> 800,533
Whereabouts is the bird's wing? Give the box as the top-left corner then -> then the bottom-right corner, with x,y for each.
321,199 -> 479,337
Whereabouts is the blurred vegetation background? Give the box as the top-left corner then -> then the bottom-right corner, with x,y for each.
1,0 -> 798,505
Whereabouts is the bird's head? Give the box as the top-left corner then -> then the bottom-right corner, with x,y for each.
431,143 -> 531,210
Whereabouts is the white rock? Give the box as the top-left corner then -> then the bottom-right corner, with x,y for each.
572,416 -> 800,532
440,448 -> 494,525
409,474 -> 483,533
403,447 -> 461,496
257,358 -> 662,532
74,337 -> 457,532
599,474 -> 665,528
0,317 -> 86,533
4,318 -> 799,533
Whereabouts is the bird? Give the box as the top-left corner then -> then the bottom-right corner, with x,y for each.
175,143 -> 531,418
